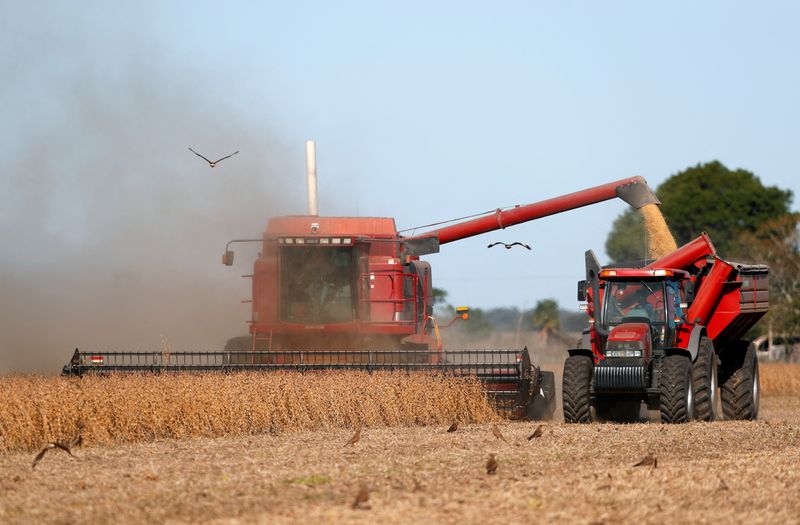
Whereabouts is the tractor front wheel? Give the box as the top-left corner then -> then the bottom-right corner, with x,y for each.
562,354 -> 593,423
660,354 -> 694,423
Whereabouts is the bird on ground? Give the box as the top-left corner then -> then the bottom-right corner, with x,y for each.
447,422 -> 458,433
486,453 -> 498,475
491,424 -> 507,443
352,482 -> 371,509
487,241 -> 531,250
527,425 -> 543,440
633,453 -> 657,468
188,147 -> 239,168
345,426 -> 362,446
32,441 -> 74,469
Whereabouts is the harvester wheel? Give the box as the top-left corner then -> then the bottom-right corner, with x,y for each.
692,338 -> 719,421
562,355 -> 593,423
720,342 -> 760,420
659,354 -> 694,423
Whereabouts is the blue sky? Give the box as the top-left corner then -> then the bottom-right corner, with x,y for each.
2,2 -> 798,364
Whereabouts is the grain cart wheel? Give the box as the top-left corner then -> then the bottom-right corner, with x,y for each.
692,338 -> 720,421
562,354 -> 593,423
720,342 -> 760,420
660,354 -> 694,423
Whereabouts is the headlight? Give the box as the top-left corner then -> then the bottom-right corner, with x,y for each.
606,349 -> 642,358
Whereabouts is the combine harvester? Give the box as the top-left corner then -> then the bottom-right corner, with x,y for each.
564,233 -> 769,423
64,142 -> 660,420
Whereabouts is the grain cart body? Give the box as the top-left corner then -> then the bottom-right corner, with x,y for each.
64,175 -> 660,420
564,233 -> 769,423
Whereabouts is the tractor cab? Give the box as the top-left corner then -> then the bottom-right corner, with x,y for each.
598,268 -> 689,356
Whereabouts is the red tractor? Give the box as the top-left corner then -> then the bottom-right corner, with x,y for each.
563,233 -> 769,423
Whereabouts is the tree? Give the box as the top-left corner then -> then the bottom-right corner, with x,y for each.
734,214 -> 800,342
531,299 -> 561,335
606,161 -> 793,262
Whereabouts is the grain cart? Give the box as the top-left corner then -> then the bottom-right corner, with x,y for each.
563,233 -> 769,423
63,144 -> 660,419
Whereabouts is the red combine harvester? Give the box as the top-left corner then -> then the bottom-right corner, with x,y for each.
563,233 -> 769,423
63,144 -> 660,419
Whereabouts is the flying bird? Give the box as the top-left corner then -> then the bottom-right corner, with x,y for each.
486,453 -> 498,475
345,426 -> 362,446
491,424 -> 508,443
487,242 -> 532,250
633,453 -> 657,468
188,147 -> 239,168
447,422 -> 458,433
352,482 -> 371,509
32,441 -> 74,470
527,425 -> 543,441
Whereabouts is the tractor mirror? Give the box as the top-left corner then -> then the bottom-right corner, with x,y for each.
222,250 -> 234,266
577,280 -> 587,302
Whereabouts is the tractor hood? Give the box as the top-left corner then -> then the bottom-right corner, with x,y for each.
604,323 -> 652,361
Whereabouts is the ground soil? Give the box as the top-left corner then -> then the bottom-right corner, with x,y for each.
2,396 -> 798,524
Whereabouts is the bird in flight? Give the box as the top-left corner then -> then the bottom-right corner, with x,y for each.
32,441 -> 74,469
188,147 -> 239,168
487,241 -> 531,250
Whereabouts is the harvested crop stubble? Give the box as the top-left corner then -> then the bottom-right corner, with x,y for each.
760,362 -> 800,396
0,371 -> 497,453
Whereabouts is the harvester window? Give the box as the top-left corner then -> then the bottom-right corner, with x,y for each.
279,246 -> 356,324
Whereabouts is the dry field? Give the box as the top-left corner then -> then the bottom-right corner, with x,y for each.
1,365 -> 799,524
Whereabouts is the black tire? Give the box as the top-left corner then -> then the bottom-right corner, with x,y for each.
528,371 -> 557,420
562,355 -> 593,423
660,354 -> 694,423
692,338 -> 719,421
720,342 -> 760,420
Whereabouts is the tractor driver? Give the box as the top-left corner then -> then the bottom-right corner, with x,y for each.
627,287 -> 656,321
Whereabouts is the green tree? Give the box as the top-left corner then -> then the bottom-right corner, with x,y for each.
531,299 -> 561,334
606,161 -> 793,262
734,214 -> 800,341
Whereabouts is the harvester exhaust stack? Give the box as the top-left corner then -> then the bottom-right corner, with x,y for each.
306,140 -> 318,215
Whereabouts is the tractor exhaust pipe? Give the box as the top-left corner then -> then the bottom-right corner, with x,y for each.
306,140 -> 318,215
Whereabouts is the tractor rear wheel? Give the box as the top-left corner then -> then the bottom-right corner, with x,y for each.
720,342 -> 760,420
692,338 -> 719,421
562,354 -> 593,423
660,354 -> 694,423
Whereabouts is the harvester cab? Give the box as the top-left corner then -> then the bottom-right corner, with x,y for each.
565,233 -> 769,424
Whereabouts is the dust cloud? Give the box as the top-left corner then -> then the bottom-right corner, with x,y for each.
640,204 -> 677,259
0,67 -> 303,373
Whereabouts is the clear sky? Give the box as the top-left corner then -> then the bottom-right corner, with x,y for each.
2,2 -> 798,368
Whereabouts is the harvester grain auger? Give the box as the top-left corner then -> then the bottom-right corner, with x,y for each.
63,142 -> 660,420
563,233 -> 769,423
